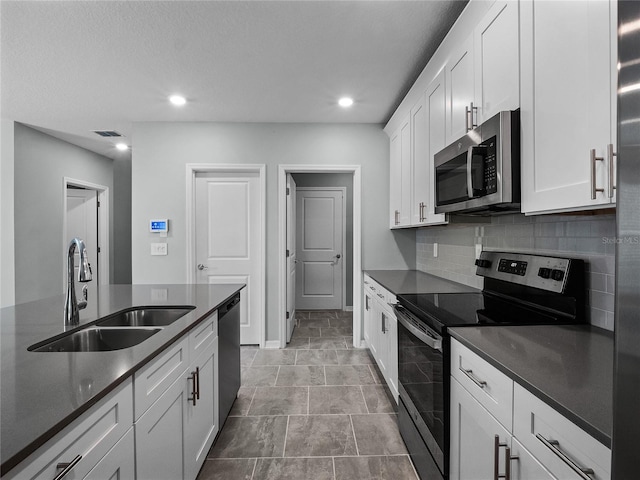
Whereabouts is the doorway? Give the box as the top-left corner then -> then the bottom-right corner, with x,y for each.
278,165 -> 362,349
187,164 -> 266,347
62,178 -> 110,294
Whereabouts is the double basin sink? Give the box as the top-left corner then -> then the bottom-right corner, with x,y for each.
28,306 -> 195,353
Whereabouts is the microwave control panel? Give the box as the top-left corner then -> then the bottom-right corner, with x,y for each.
483,137 -> 497,194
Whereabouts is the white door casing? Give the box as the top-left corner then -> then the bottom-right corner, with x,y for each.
286,174 -> 297,342
62,178 -> 109,293
66,188 -> 98,298
194,170 -> 263,345
295,188 -> 345,310
277,165 -> 362,350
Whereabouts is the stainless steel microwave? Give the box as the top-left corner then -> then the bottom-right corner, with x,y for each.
434,110 -> 520,215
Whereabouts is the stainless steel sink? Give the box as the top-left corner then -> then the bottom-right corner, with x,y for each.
29,327 -> 162,352
96,306 -> 195,327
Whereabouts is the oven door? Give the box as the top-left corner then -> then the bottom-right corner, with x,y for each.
395,305 -> 445,477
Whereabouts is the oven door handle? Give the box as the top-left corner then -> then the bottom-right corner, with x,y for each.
395,308 -> 442,353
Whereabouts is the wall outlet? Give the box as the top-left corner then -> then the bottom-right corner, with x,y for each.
151,288 -> 168,301
433,243 -> 438,258
151,243 -> 168,256
475,243 -> 483,259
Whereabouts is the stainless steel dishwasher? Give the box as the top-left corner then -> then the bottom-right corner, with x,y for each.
218,293 -> 241,429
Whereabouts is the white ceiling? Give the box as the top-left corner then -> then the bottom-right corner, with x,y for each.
1,0 -> 467,159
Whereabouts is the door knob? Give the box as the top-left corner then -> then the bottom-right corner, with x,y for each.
197,264 -> 208,271
336,254 -> 341,259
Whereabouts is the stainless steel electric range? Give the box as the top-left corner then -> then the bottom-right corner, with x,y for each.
393,251 -> 585,480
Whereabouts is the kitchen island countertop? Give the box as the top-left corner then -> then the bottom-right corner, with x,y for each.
449,324 -> 613,448
0,283 -> 244,475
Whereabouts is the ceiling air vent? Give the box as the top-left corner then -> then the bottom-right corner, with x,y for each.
93,130 -> 123,137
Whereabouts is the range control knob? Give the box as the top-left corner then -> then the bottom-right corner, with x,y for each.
475,259 -> 492,268
551,269 -> 565,282
538,267 -> 551,279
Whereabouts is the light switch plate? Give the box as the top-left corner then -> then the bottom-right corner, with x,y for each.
151,288 -> 168,301
475,243 -> 483,259
151,243 -> 167,256
433,243 -> 438,258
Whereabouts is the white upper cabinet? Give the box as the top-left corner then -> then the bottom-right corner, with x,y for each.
474,0 -> 520,124
411,95 -> 429,225
425,71 -> 448,225
521,0 -> 617,214
445,34 -> 476,144
389,115 -> 411,228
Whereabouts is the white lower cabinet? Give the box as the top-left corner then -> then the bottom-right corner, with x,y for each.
362,274 -> 398,401
136,314 -> 219,480
450,338 -> 611,480
84,427 -> 136,480
450,377 -> 512,480
3,379 -> 134,480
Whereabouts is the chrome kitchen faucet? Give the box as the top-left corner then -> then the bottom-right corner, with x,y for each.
64,237 -> 92,326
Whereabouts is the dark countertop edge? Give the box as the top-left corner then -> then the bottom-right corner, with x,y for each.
0,286 -> 244,476
449,326 -> 612,449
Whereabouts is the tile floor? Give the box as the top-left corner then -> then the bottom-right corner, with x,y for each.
197,310 -> 419,480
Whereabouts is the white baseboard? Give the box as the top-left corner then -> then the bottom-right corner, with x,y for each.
264,340 -> 281,349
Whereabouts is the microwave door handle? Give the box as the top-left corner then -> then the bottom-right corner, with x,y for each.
466,147 -> 475,199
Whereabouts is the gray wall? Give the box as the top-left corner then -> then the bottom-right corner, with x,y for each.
131,122 -> 416,341
113,156 -> 132,284
416,212 -> 616,331
292,173 -> 354,307
13,124 -> 116,303
1,120 -> 15,307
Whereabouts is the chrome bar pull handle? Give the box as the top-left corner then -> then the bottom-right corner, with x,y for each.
195,366 -> 200,400
608,143 -> 617,198
494,435 -> 509,480
536,434 -> 595,479
188,370 -> 198,406
505,447 -> 518,480
591,149 -> 605,199
465,105 -> 471,132
54,455 -> 82,480
461,367 -> 487,388
381,312 -> 387,334
469,102 -> 478,130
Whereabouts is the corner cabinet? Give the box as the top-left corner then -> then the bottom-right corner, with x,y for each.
363,274 -> 398,401
521,0 -> 617,214
450,338 -> 611,480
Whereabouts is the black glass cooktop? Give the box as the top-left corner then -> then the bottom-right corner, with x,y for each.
397,292 -> 564,334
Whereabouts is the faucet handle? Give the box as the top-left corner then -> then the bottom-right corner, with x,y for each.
78,285 -> 88,310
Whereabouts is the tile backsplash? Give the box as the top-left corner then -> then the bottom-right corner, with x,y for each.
416,212 -> 616,331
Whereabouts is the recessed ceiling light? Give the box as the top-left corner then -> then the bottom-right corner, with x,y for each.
338,97 -> 354,108
115,143 -> 129,151
169,94 -> 187,106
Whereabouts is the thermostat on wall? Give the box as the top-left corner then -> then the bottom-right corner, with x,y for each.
150,219 -> 169,233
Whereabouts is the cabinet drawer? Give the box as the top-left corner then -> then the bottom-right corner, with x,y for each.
84,426 -> 135,480
513,383 -> 610,480
189,312 -> 217,360
4,379 -> 133,480
450,339 -> 513,432
134,336 -> 189,420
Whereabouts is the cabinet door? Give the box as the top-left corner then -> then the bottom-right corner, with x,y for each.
446,35 -> 475,144
390,115 -> 411,228
425,70 -> 448,225
385,308 -> 399,402
363,289 -> 373,351
510,437 -> 557,480
474,0 -> 520,123
136,377 -> 187,480
411,94 -> 429,225
449,377 -> 511,480
184,338 -> 219,480
521,0 -> 615,214
84,427 -> 135,480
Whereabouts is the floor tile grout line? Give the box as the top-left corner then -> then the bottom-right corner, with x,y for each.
332,456 -> 337,480
307,386 -> 310,415
348,414 -> 360,456
245,386 -> 258,416
282,415 -> 291,458
360,385 -> 370,414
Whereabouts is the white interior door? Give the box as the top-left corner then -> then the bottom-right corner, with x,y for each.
195,172 -> 263,345
66,187 -> 98,299
286,174 -> 297,342
295,188 -> 344,310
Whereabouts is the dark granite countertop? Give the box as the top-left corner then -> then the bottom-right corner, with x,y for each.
449,324 -> 613,448
0,283 -> 244,475
364,270 -> 480,295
